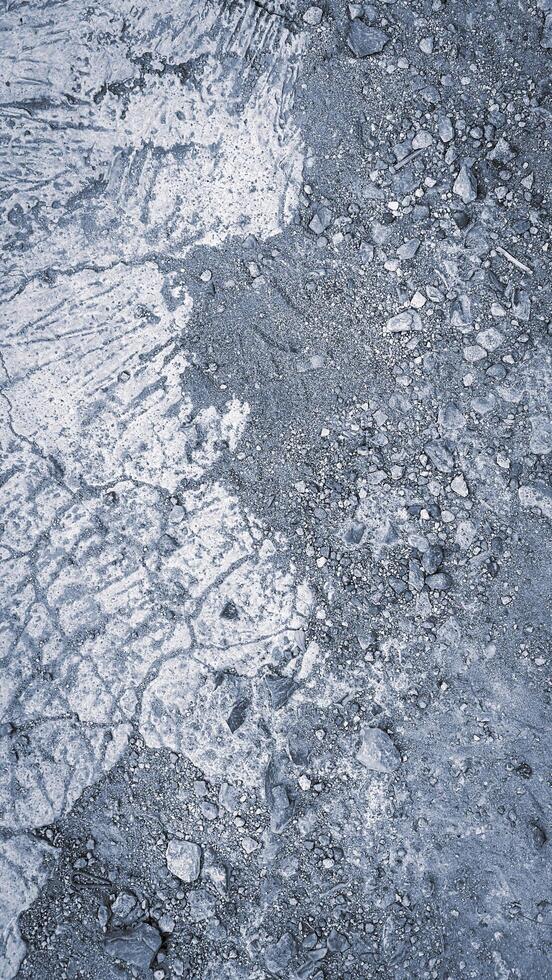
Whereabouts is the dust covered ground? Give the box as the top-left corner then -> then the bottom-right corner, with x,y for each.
0,1 -> 551,978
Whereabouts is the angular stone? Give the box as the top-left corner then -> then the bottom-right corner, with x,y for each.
529,416 -> 552,455
519,482 -> 552,519
438,116 -> 454,142
309,206 -> 332,235
451,474 -> 469,497
542,12 -> 552,47
356,727 -> 401,773
425,571 -> 453,592
166,839 -> 202,883
424,439 -> 454,473
422,545 -> 444,575
347,22 -> 389,57
476,327 -> 503,352
265,674 -> 297,709
397,238 -> 421,260
385,310 -> 422,333
106,923 -> 162,970
453,165 -> 478,204
265,932 -> 295,974
412,129 -> 433,150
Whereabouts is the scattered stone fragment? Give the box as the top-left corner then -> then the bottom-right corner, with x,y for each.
424,439 -> 454,473
106,924 -> 162,970
265,933 -> 295,975
453,165 -> 478,204
302,6 -> 323,25
309,206 -> 332,235
519,482 -> 552,519
265,674 -> 297,709
425,571 -> 453,592
451,474 -> 469,497
186,888 -> 216,923
541,5 -> 552,47
357,727 -> 401,773
166,840 -> 202,883
269,784 -> 293,833
488,137 -> 514,163
220,599 -> 240,620
397,238 -> 420,260
111,892 -> 141,925
412,129 -> 433,150
463,344 -> 486,364
529,416 -> 552,455
385,310 -> 422,333
347,21 -> 389,57
476,327 -> 503,351
411,290 -> 426,310
422,545 -> 444,575
438,116 -> 454,142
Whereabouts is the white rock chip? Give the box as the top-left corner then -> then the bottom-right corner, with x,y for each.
451,474 -> 469,497
529,416 -> 552,455
476,327 -> 504,351
453,165 -> 478,204
166,840 -> 202,883
385,310 -> 422,333
519,482 -> 552,519
356,727 -> 401,773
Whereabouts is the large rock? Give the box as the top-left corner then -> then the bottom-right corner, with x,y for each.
347,21 -> 389,57
106,923 -> 162,970
166,839 -> 202,883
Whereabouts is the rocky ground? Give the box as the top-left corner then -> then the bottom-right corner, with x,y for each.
0,1 -> 551,978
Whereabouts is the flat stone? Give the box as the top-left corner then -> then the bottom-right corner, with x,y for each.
519,482 -> 552,519
451,474 -> 469,497
106,923 -> 162,970
529,416 -> 552,455
265,932 -> 295,974
424,439 -> 454,473
397,238 -> 420,260
476,327 -> 503,351
309,205 -> 332,235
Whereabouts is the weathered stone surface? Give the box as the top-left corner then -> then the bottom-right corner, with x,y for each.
105,923 -> 162,970
347,22 -> 389,57
356,727 -> 401,773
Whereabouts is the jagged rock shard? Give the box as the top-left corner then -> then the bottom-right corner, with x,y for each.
356,727 -> 401,773
347,21 -> 389,57
453,165 -> 478,204
166,839 -> 202,883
